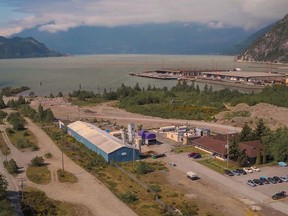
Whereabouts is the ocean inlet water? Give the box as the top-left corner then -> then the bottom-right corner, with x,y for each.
0,54 -> 284,96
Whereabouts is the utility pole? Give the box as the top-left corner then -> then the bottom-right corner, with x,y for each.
61,134 -> 65,172
18,178 -> 26,203
226,133 -> 229,169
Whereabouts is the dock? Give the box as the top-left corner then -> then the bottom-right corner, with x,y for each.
129,68 -> 287,90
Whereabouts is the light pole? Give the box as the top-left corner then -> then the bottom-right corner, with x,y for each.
226,133 -> 229,169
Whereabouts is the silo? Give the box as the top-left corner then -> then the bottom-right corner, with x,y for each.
128,123 -> 135,143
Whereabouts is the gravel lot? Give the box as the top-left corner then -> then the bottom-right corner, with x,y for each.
144,133 -> 288,216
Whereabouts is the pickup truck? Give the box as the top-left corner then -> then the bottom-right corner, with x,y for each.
187,171 -> 198,180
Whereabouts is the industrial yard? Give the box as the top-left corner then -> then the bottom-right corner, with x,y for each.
1,96 -> 288,216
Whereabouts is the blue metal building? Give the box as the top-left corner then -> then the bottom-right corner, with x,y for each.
67,121 -> 140,163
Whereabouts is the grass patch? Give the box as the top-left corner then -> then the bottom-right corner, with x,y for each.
57,169 -> 77,183
224,111 -> 251,120
173,146 -> 210,157
0,110 -> 8,124
26,166 -> 51,184
6,128 -> 39,151
69,97 -> 107,107
23,187 -> 87,216
0,131 -> 10,156
198,158 -> 239,174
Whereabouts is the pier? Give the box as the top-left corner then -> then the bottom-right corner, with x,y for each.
129,68 -> 230,80
129,68 -> 287,90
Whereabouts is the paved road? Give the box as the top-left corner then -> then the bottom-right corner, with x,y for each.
165,153 -> 288,215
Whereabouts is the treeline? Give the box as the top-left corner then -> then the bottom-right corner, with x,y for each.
230,119 -> 288,165
68,82 -> 288,121
0,86 -> 30,96
0,94 -> 55,129
0,173 -> 16,215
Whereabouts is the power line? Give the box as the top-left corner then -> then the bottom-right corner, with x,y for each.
18,178 -> 26,203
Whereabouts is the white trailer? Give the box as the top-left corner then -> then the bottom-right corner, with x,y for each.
187,171 -> 198,180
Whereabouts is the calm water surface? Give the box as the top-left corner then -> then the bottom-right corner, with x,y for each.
0,55 -> 286,95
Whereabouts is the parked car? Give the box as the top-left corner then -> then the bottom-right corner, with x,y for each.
273,176 -> 283,183
280,176 -> 288,182
151,153 -> 166,159
224,169 -> 234,176
272,191 -> 286,200
231,170 -> 241,176
236,169 -> 247,175
192,153 -> 202,159
259,177 -> 270,184
169,162 -> 176,167
187,171 -> 198,180
188,152 -> 198,157
247,180 -> 257,187
253,179 -> 263,185
250,166 -> 260,172
243,167 -> 253,173
268,177 -> 277,184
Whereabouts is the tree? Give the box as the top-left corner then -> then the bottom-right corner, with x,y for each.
133,82 -> 141,91
195,85 -> 200,94
7,112 -> 25,130
44,108 -> 54,122
237,152 -> 248,167
0,95 -> 6,109
37,104 -> 45,121
57,92 -> 63,97
229,137 -> 240,160
3,159 -> 18,174
29,91 -> 35,97
31,156 -> 45,167
0,173 -> 8,199
267,127 -> 288,162
254,119 -> 267,140
255,151 -> 261,165
17,95 -> 26,105
240,123 -> 254,141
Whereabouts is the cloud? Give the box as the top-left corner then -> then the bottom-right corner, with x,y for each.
0,0 -> 288,36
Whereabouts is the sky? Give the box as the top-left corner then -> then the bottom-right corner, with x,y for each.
0,0 -> 288,36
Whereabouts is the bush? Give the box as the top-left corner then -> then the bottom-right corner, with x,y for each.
134,162 -> 154,175
3,159 -> 18,174
31,156 -> 45,167
22,190 -> 56,215
120,191 -> 138,203
44,153 -> 53,159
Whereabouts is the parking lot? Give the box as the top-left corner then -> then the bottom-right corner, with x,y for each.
229,166 -> 288,203
141,132 -> 288,214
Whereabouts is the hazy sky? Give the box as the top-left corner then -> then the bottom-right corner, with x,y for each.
0,0 -> 287,36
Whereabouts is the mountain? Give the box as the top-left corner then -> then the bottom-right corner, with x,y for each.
12,23 -> 254,55
0,36 -> 62,59
230,24 -> 273,55
237,14 -> 288,63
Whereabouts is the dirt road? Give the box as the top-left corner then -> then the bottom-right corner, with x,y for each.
33,100 -> 241,134
1,117 -> 137,216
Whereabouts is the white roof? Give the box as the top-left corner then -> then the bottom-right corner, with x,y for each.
67,121 -> 132,154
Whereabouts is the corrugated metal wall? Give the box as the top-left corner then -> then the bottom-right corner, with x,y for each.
67,127 -> 140,163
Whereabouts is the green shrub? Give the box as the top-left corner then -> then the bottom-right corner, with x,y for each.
3,159 -> 18,174
120,191 -> 138,203
31,156 -> 45,167
134,162 -> 154,175
44,153 -> 53,159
